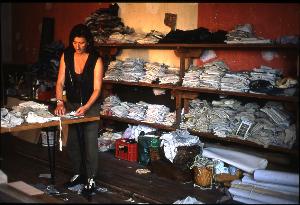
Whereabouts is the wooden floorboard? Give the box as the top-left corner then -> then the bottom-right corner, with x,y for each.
0,134 -> 228,204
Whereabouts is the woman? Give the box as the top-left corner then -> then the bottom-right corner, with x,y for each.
54,24 -> 103,195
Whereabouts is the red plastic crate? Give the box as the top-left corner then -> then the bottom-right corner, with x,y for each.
115,139 -> 138,162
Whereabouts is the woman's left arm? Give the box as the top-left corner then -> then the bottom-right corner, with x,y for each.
76,57 -> 103,115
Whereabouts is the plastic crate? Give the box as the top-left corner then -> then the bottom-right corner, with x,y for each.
115,139 -> 138,162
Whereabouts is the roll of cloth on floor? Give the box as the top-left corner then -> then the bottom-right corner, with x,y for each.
254,169 -> 299,187
242,175 -> 299,195
202,147 -> 268,174
229,180 -> 299,204
233,195 -> 264,204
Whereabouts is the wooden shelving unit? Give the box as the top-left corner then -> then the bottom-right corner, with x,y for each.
98,42 -> 299,157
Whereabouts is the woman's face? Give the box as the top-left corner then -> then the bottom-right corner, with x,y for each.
73,37 -> 87,54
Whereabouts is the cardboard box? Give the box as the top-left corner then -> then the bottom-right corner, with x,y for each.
8,181 -> 44,196
12,129 -> 41,144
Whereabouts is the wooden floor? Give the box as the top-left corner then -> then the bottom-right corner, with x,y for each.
0,134 -> 231,204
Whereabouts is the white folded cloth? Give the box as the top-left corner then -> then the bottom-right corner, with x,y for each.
229,179 -> 298,204
242,175 -> 299,195
254,169 -> 299,187
202,147 -> 268,173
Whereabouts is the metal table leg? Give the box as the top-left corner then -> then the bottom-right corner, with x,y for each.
45,127 -> 56,185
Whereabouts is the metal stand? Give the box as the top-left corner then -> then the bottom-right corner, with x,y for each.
44,127 -> 56,185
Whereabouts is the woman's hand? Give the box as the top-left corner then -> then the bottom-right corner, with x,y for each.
54,103 -> 66,116
75,105 -> 89,116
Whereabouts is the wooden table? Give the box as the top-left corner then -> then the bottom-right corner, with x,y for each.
0,115 -> 100,134
1,115 -> 101,184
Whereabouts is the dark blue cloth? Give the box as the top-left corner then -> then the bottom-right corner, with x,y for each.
158,27 -> 227,44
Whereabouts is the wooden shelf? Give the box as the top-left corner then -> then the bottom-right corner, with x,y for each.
178,86 -> 299,103
97,43 -> 299,50
99,42 -> 299,157
99,113 -> 298,156
103,80 -> 298,103
103,80 -> 178,90
100,114 -> 176,131
1,115 -> 100,134
188,129 -> 298,156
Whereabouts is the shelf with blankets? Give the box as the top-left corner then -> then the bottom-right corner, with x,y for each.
180,95 -> 297,155
98,44 -> 298,102
98,44 -> 298,156
100,94 -> 177,132
100,92 -> 297,155
101,57 -> 298,103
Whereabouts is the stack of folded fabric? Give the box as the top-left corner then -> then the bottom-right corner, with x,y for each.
229,169 -> 299,204
85,3 -> 134,44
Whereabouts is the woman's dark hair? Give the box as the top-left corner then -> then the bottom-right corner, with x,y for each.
68,24 -> 94,53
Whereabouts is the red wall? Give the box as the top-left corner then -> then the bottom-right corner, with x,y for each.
11,3 -> 109,64
198,3 -> 300,77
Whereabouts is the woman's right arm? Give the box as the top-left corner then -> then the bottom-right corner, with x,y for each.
54,53 -> 66,116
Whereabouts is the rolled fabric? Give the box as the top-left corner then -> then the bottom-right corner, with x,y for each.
233,195 -> 264,204
229,185 -> 298,204
202,147 -> 268,173
242,175 -> 299,195
254,169 -> 299,187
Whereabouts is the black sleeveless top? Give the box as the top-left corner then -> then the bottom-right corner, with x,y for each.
64,48 -> 99,104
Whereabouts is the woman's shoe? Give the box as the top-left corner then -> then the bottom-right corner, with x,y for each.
81,177 -> 96,196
